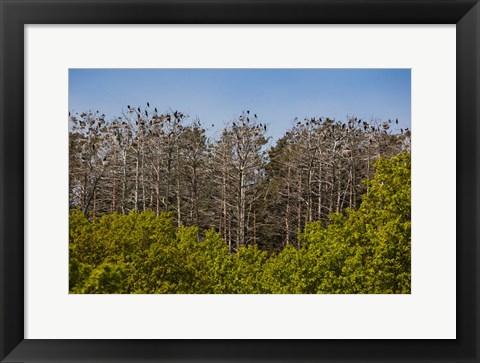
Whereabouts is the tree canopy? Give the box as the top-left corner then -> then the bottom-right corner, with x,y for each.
69,108 -> 411,251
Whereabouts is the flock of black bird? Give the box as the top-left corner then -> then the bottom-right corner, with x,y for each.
70,102 -> 411,171
70,104 -> 410,150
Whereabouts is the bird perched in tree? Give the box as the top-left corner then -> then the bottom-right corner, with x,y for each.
138,107 -> 141,113
155,107 -> 158,113
147,102 -> 150,107
396,118 -> 398,124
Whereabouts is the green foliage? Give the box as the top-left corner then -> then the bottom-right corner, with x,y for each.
299,152 -> 411,293
81,262 -> 128,294
69,154 -> 411,294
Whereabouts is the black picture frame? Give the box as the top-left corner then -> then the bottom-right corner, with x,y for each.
1,0 -> 479,362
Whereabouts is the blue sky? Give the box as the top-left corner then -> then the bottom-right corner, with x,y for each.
69,69 -> 411,142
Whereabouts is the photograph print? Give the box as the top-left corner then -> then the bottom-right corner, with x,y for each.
69,69 -> 411,294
